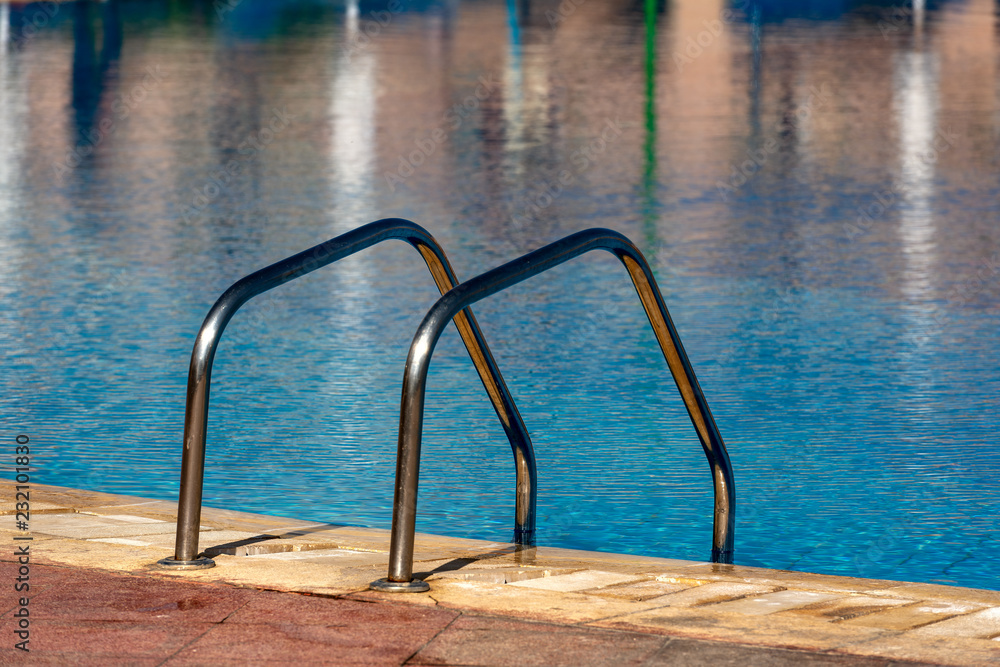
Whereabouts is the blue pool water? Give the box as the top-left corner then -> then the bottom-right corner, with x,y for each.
2,0 -> 998,590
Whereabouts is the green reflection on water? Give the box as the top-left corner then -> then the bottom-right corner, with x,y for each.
642,0 -> 659,253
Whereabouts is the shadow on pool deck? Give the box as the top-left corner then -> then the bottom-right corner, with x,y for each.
1,483 -> 997,665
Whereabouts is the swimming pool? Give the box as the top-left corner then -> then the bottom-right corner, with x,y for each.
2,0 -> 998,590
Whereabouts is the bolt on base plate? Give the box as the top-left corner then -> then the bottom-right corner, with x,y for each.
370,578 -> 430,593
156,557 -> 216,570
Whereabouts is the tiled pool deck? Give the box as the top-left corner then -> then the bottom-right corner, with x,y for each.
2,483 -> 998,665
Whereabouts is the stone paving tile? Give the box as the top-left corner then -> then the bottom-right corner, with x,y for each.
0,561 -> 92,623
244,547 -> 388,565
774,595 -> 915,622
869,584 -> 1000,606
590,606 -> 889,651
677,563 -> 908,594
51,522 -> 182,539
31,513 -> 181,539
202,535 -> 349,557
644,637 -> 912,666
839,635 -> 1000,666
24,535 -> 169,574
840,600 -> 989,631
408,554 -> 548,583
387,579 -> 676,624
412,553 -> 548,572
95,513 -> 170,524
225,589 -> 458,628
156,554 -> 384,597
0,651 -> 162,666
0,561 -> 81,600
408,555 -> 536,577
644,581 -> 779,607
584,579 -> 689,601
268,524 -> 389,540
0,501 -> 68,515
89,537 -> 162,547
0,619 -> 215,661
346,589 -> 442,609
507,569 -> 643,592
167,603 -> 457,664
7,568 -> 255,623
144,505 -> 363,541
908,606 -> 1000,639
9,484 -> 156,510
509,557 -> 706,580
527,546 -> 704,570
196,530 -> 313,554
408,614 -> 665,666
133,528 -> 331,553
409,544 -> 538,569
162,661 -> 263,667
708,590 -> 843,616
428,567 -> 581,584
421,547 -> 703,581
90,499 -> 185,515
190,506 -> 324,530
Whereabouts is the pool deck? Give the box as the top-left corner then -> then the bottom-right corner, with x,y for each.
2,483 -> 998,665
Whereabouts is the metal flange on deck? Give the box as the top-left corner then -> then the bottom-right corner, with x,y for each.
369,578 -> 430,593
157,556 -> 215,570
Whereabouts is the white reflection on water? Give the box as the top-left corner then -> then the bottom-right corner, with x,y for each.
0,3 -> 7,51
0,1 -> 21,199
893,32 -> 939,320
330,0 -> 377,232
323,0 -> 383,448
912,0 -> 926,29
327,0 -> 378,322
502,0 -> 526,181
0,0 -> 26,313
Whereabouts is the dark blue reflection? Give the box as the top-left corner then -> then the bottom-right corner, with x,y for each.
214,0 -> 446,40
70,0 -> 122,152
730,0 -> 949,23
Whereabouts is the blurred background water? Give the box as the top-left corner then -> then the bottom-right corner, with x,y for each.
1,0 -> 998,590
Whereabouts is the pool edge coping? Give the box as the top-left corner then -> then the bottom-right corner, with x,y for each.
4,481 -> 999,665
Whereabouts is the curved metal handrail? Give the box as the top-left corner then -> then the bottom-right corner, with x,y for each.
159,218 -> 537,569
372,228 -> 734,592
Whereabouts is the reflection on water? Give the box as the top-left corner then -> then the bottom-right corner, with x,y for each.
893,11 -> 939,414
895,29 -> 938,305
331,0 -> 377,227
1,0 -> 998,590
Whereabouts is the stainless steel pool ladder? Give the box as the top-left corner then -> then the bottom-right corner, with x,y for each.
158,218 -> 537,569
371,228 -> 735,592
